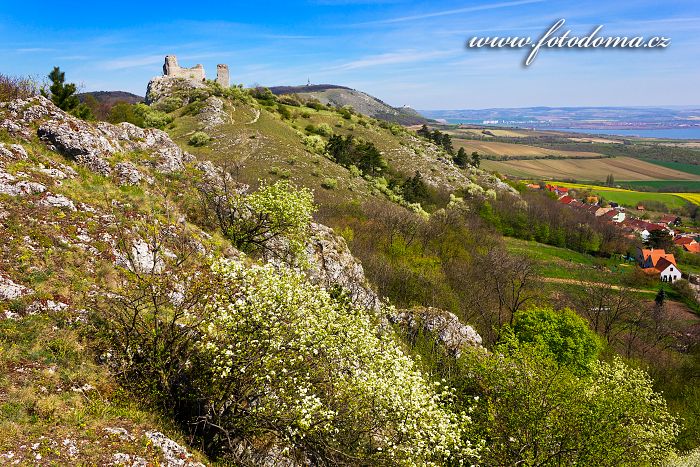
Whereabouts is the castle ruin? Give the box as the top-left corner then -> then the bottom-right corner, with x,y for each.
162,55 -> 230,88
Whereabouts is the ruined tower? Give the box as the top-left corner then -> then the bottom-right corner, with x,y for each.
162,55 -> 205,82
216,64 -> 230,88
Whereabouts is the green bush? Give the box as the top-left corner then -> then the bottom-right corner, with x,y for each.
276,104 -> 292,120
321,178 -> 338,190
305,100 -> 325,111
188,131 -> 211,147
302,134 -> 325,154
277,94 -> 301,106
152,96 -> 183,113
133,103 -> 173,129
305,123 -> 332,136
338,105 -> 353,119
512,306 -> 601,372
108,102 -> 144,127
457,338 -> 678,466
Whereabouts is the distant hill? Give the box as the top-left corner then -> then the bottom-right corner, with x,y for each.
78,91 -> 143,106
268,84 -> 427,125
420,106 -> 700,130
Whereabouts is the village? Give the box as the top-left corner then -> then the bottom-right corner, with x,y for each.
525,182 -> 700,284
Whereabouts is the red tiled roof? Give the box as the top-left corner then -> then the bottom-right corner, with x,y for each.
685,243 -> 700,253
675,237 -> 695,246
559,195 -> 574,204
660,214 -> 679,224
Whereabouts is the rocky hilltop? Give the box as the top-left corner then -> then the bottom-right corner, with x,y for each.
269,84 -> 428,125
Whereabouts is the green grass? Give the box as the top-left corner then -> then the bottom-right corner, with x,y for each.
619,180 -> 700,192
647,159 -> 700,177
505,237 -> 634,282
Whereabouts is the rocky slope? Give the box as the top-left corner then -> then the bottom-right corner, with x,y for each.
0,92 -> 485,464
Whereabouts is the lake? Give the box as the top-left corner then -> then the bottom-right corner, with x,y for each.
546,127 -> 700,140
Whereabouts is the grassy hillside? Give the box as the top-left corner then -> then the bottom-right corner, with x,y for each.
268,84 -> 427,125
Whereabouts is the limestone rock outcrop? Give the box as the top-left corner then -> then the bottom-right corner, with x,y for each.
390,306 -> 483,356
304,222 -> 382,311
0,96 -> 193,178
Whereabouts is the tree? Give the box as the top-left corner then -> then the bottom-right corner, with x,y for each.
402,171 -> 429,204
453,147 -> 469,168
606,173 -> 616,187
417,124 -> 430,138
198,178 -> 315,262
470,151 -> 481,168
512,306 -> 601,372
655,287 -> 666,309
354,140 -> 386,177
457,338 -> 678,467
194,259 -> 477,464
108,102 -> 145,126
646,228 -> 673,250
41,66 -> 93,119
441,133 -> 454,154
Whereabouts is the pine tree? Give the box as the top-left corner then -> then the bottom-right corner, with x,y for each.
441,133 -> 454,155
454,147 -> 468,168
41,66 -> 92,119
416,124 -> 430,138
402,171 -> 429,204
470,151 -> 481,168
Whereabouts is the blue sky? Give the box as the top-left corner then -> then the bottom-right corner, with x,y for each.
1,0 -> 698,109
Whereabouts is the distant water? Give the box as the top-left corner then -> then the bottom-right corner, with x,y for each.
546,127 -> 700,140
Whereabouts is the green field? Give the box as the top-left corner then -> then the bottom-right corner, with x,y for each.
505,238 -> 635,281
647,159 -> 700,177
619,180 -> 700,191
547,182 -> 693,208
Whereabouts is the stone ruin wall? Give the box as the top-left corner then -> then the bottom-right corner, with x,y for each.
163,55 -> 205,82
162,55 -> 230,88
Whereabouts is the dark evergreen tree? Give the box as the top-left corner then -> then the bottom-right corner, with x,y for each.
646,229 -> 673,250
402,171 -> 429,204
470,151 -> 481,168
416,124 -> 430,138
41,66 -> 92,119
441,133 -> 454,155
355,141 -> 386,177
655,288 -> 666,308
326,134 -> 355,166
454,147 -> 469,168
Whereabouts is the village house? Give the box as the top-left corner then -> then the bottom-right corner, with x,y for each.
601,208 -> 626,223
659,214 -> 681,227
637,248 -> 682,282
674,236 -> 700,253
623,219 -> 670,241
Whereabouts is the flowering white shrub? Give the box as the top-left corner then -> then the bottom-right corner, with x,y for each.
201,179 -> 314,262
196,259 -> 478,465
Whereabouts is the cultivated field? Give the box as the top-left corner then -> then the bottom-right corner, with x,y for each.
451,128 -> 530,138
483,156 -> 700,181
452,139 -> 605,159
548,182 -> 693,208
